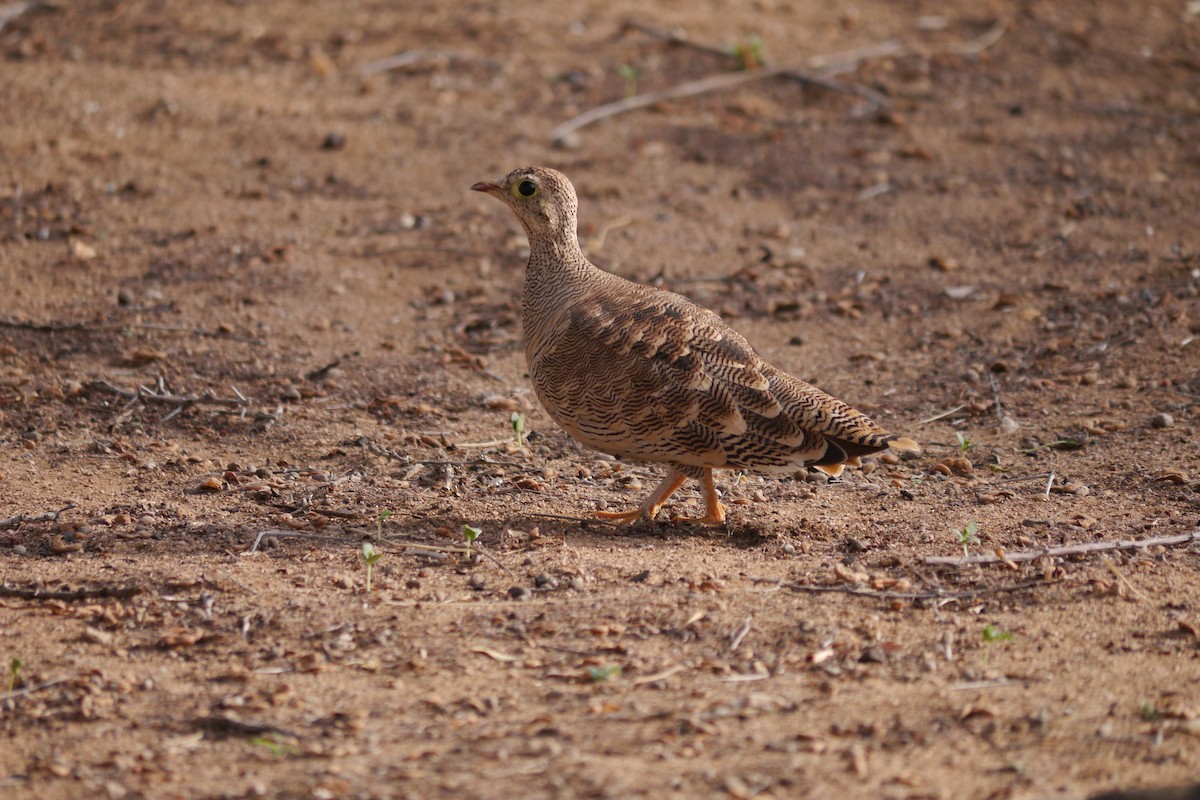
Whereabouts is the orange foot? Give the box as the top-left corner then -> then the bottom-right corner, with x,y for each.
593,470 -> 688,525
594,507 -> 646,524
668,470 -> 726,526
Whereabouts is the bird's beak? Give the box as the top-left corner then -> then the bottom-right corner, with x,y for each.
471,181 -> 501,196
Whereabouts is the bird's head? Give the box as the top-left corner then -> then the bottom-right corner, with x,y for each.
471,166 -> 579,244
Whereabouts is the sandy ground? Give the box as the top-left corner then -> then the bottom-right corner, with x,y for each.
2,1 -> 1199,798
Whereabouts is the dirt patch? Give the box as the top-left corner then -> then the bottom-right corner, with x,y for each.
2,2 -> 1199,798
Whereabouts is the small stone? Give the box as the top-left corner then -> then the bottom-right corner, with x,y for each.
321,132 -> 346,150
534,573 -> 558,589
1151,412 -> 1174,429
860,646 -> 887,663
13,544 -> 27,555
781,542 -> 796,555
334,575 -> 354,590
467,574 -> 486,590
507,586 -> 531,601
405,578 -> 421,589
999,416 -> 1020,435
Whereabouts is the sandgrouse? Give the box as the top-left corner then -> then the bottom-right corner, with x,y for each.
472,167 -> 918,525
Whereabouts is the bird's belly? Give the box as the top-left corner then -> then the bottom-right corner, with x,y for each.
527,353 -> 648,460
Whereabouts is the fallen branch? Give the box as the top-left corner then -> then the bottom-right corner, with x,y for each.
192,714 -> 298,740
0,1 -> 42,34
552,64 -> 851,144
360,49 -> 495,76
0,677 -> 72,702
750,576 -> 1045,601
952,19 -> 1008,57
622,20 -> 895,103
557,17 -> 1011,143
248,529 -> 335,553
922,531 -> 1200,566
0,317 -> 263,344
89,379 -> 250,421
0,503 -> 75,531
0,583 -> 141,601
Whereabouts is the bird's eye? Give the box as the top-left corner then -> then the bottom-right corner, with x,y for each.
513,180 -> 538,198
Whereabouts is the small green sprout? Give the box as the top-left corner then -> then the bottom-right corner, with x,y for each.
617,64 -> 640,97
730,34 -> 765,70
375,509 -> 392,541
361,542 -> 383,592
956,520 -> 980,557
587,664 -> 622,683
955,431 -> 973,454
249,735 -> 298,757
510,412 -> 525,448
8,657 -> 22,693
1138,703 -> 1163,722
981,624 -> 1013,671
463,524 -> 481,559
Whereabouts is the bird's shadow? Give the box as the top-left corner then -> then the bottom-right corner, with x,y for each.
498,512 -> 774,549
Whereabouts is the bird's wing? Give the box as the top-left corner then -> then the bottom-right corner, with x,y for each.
529,280 -> 913,472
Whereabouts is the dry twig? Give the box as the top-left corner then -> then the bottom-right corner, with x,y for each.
0,583 -> 141,601
0,503 -> 75,531
0,677 -> 72,702
750,576 -> 1045,601
90,379 -> 251,421
923,531 -> 1199,566
0,317 -> 263,344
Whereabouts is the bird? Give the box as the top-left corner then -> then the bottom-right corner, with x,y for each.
471,167 -> 918,525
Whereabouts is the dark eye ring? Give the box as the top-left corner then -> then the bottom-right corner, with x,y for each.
517,180 -> 537,197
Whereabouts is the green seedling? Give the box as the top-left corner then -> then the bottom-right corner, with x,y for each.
361,542 -> 383,592
375,509 -> 392,542
955,431 -> 973,455
617,64 -> 640,97
463,524 -> 481,559
956,520 -> 980,558
587,664 -> 622,683
8,657 -> 22,693
510,412 -> 526,448
730,34 -> 765,70
1139,703 -> 1163,722
981,624 -> 1013,671
249,735 -> 298,757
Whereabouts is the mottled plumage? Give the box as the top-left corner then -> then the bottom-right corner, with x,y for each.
472,167 -> 918,524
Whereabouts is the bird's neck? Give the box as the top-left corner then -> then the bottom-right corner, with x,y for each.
521,231 -> 598,361
523,231 -> 593,301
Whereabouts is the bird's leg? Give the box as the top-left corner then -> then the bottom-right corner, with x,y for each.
671,468 -> 727,526
595,469 -> 689,524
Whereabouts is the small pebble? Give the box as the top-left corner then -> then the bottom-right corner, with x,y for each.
405,578 -> 421,589
781,542 -> 796,555
567,576 -> 585,591
1151,412 -> 1174,429
13,544 -> 27,555
467,574 -> 486,590
534,573 -> 558,589
507,586 -> 531,601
